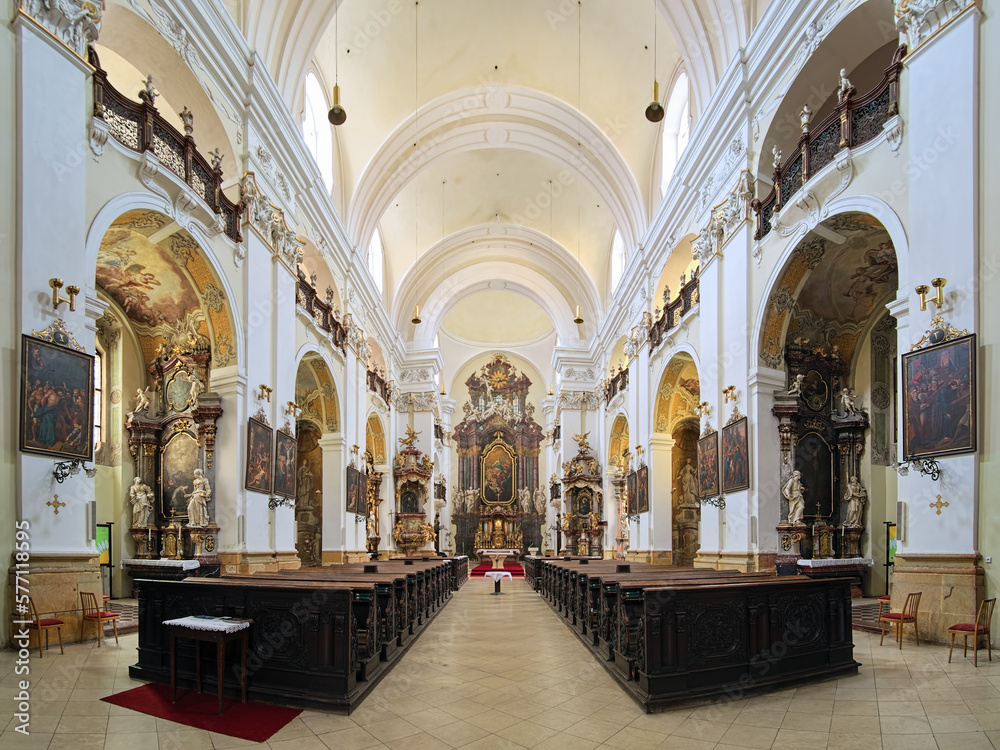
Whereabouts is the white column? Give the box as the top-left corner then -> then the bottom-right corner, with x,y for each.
897,6 -> 979,556
318,434 -> 345,559
15,15 -> 96,554
748,366 -> 785,560
649,435 -> 675,556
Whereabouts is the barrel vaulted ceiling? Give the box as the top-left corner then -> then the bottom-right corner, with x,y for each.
224,0 -> 772,345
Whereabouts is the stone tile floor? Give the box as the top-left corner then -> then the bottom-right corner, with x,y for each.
2,580 -> 999,749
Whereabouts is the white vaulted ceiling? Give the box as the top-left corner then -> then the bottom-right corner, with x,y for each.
227,0 -> 772,346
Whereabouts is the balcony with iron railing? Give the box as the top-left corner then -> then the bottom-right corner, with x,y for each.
295,268 -> 347,351
751,46 -> 905,242
89,47 -> 243,243
647,271 -> 700,352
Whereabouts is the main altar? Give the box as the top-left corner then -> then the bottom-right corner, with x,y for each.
451,355 -> 546,556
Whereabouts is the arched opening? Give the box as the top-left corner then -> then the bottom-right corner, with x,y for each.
608,414 -> 630,473
659,71 -> 691,199
94,210 -> 237,594
758,211 -> 898,591
303,71 -> 335,194
654,353 -> 701,567
609,228 -> 626,294
295,353 -> 341,566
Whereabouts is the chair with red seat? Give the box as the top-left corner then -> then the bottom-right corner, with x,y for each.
79,591 -> 119,647
28,597 -> 64,657
880,591 -> 921,649
876,594 -> 892,618
948,598 -> 995,667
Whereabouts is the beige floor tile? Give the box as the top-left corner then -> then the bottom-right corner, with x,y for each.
669,717 -> 730,743
316,725 -> 383,750
878,714 -> 933,734
385,730 -> 454,749
426,718 -> 491,746
495,719 -> 561,746
363,716 -> 422,744
880,735 -> 939,750
464,708 -> 522,733
717,724 -> 778,748
155,728 -> 215,750
933,731 -> 995,750
771,728 -> 831,750
455,735 -> 526,749
269,735 -> 337,750
877,700 -> 927,716
656,736 -> 718,749
832,699 -> 879,716
927,713 -> 983,733
48,733 -> 106,750
827,734 -> 883,750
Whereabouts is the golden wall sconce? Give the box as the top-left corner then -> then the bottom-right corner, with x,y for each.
285,400 -> 300,418
723,385 -> 737,404
915,278 -> 946,311
49,278 -> 80,312
257,384 -> 273,402
696,401 -> 710,418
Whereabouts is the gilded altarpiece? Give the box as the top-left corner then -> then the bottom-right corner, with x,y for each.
125,347 -> 222,573
452,356 -> 544,556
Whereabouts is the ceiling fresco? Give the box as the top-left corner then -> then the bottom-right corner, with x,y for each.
655,354 -> 700,433
96,211 -> 235,367
760,212 -> 897,370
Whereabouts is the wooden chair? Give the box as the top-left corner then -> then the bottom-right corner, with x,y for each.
876,594 -> 892,618
880,591 -> 921,649
28,597 -> 64,657
79,591 -> 119,647
948,598 -> 995,667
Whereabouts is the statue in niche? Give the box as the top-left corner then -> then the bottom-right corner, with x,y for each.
783,470 -> 806,526
844,476 -> 868,528
185,469 -> 212,527
533,488 -> 547,515
128,477 -> 154,528
678,459 -> 699,508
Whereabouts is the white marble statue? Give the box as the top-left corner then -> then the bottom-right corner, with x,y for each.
783,470 -> 805,526
533,488 -> 547,515
844,475 -> 868,527
185,469 -> 212,527
128,476 -> 154,528
788,373 -> 804,396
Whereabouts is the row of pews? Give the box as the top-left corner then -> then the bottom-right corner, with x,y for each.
129,556 -> 468,712
524,557 -> 857,711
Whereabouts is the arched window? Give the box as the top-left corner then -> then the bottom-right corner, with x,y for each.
303,72 -> 334,193
368,227 -> 384,293
610,228 -> 626,292
659,72 -> 691,197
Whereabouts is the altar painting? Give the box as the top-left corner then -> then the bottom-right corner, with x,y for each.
480,440 -> 515,505
160,429 -> 200,519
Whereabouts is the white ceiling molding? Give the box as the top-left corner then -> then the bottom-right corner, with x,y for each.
394,224 -> 602,346
347,85 -> 646,258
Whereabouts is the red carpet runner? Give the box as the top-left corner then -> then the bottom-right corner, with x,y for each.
470,562 -> 523,577
102,682 -> 301,742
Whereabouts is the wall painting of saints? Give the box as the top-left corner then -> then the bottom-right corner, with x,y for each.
902,333 -> 976,459
245,417 -> 273,493
698,431 -> 720,499
20,334 -> 94,461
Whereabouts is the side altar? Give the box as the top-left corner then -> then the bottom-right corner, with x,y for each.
123,341 -> 223,591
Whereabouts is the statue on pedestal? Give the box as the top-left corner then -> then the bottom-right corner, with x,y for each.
783,470 -> 805,526
185,469 -> 212,527
844,475 -> 868,527
128,476 -> 154,528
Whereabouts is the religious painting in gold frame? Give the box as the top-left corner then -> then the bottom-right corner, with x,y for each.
480,433 -> 516,506
160,427 -> 200,520
698,430 -> 720,499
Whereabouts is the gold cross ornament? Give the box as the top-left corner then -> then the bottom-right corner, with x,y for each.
47,495 -> 66,515
929,495 -> 949,515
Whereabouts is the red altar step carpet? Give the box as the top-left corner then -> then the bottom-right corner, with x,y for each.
102,682 -> 301,742
470,562 -> 523,577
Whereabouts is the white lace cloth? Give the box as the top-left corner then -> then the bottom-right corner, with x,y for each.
163,615 -> 251,633
797,558 -> 873,568
484,571 -> 513,582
